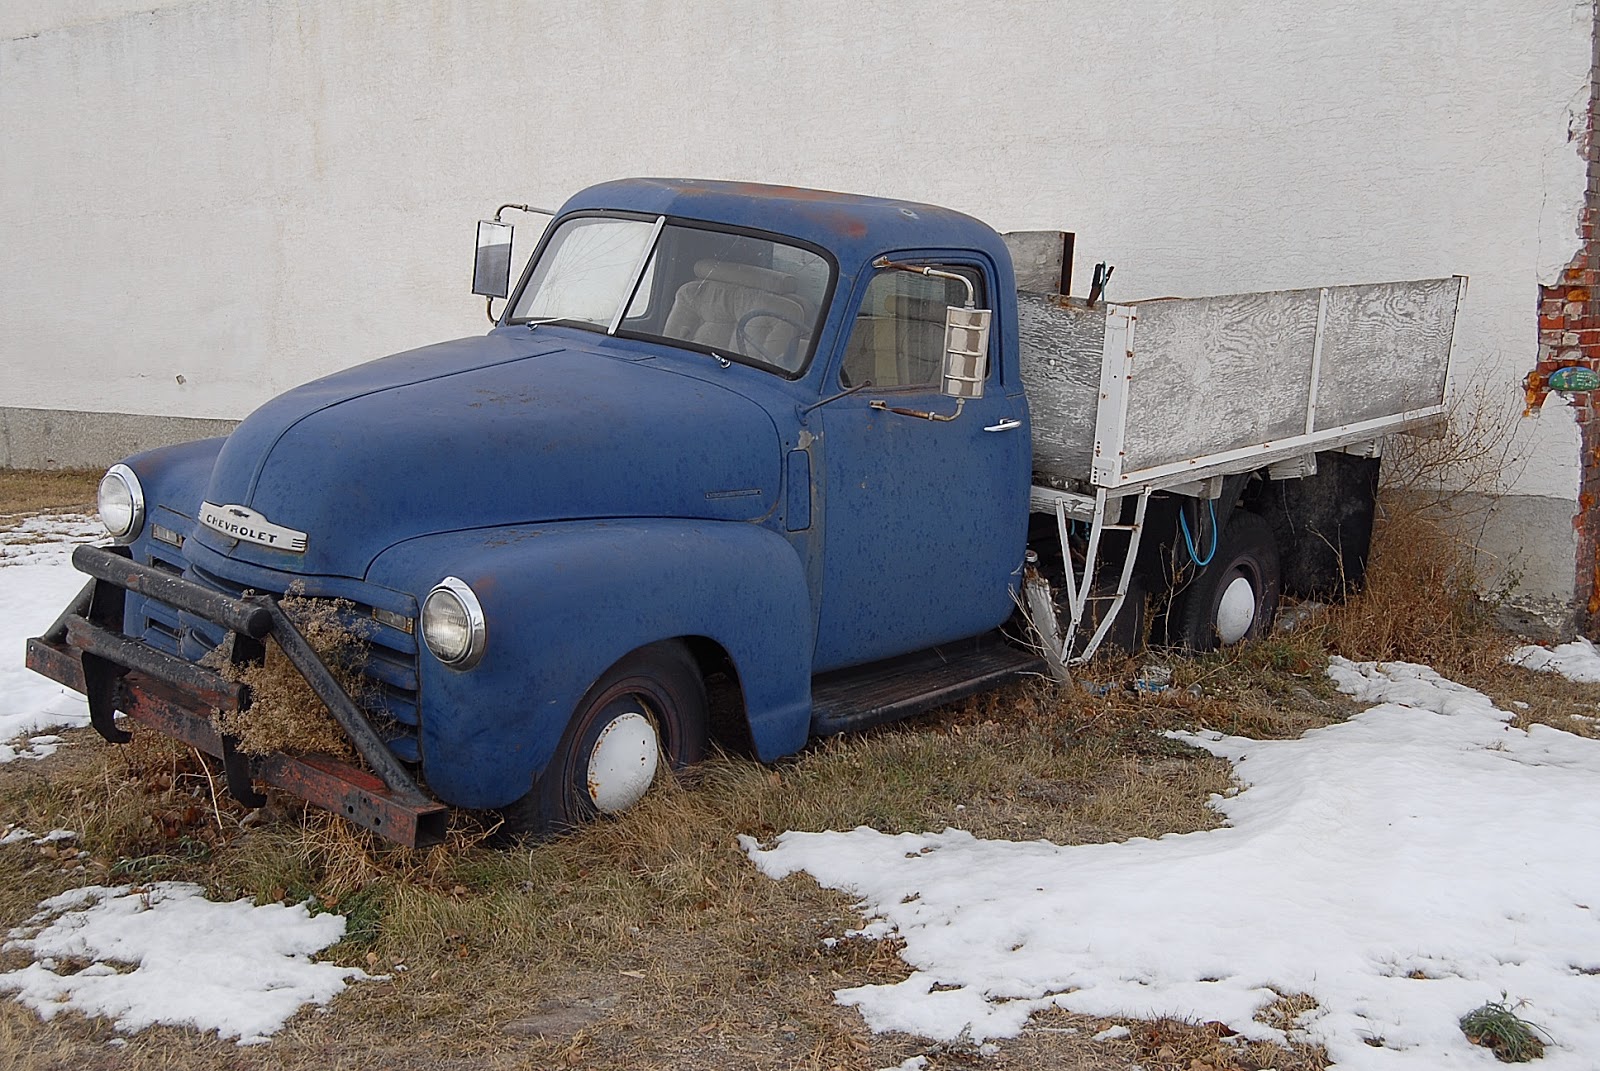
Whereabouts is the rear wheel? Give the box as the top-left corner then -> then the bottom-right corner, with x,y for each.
1174,511 -> 1281,650
501,641 -> 708,838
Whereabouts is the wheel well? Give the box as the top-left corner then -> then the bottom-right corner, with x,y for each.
680,635 -> 755,755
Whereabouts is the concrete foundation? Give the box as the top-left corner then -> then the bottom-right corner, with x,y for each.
1455,490 -> 1581,638
0,406 -> 238,471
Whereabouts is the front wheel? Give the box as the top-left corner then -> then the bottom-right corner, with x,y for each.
1173,511 -> 1282,650
501,641 -> 708,838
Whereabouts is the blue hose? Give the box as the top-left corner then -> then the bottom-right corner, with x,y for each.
1179,499 -> 1218,567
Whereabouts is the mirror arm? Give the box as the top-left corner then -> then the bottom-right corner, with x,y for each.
872,257 -> 976,307
869,398 -> 967,423
495,203 -> 557,222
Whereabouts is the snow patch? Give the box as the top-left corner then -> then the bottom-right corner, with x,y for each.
743,657 -> 1600,1068
0,515 -> 97,759
0,883 -> 375,1044
1509,636 -> 1600,683
875,1057 -> 928,1071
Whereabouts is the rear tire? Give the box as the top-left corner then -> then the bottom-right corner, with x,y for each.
500,641 -> 708,838
1174,511 -> 1281,651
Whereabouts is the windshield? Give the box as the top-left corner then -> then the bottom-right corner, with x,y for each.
509,216 -> 833,375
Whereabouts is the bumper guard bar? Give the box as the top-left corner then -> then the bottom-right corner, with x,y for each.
25,545 -> 447,847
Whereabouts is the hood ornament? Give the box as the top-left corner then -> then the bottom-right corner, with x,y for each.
199,502 -> 308,553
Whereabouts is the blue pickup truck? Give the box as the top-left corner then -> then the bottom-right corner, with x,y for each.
26,179 -> 1462,845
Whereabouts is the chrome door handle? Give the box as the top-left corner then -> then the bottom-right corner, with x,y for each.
984,418 -> 1022,432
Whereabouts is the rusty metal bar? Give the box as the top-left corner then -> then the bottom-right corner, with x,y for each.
26,637 -> 88,694
71,545 -> 273,639
63,615 -> 244,711
257,753 -> 447,847
24,638 -> 446,847
42,580 -> 95,645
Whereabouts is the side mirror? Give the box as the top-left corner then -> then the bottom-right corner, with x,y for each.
942,306 -> 992,399
472,219 -> 515,299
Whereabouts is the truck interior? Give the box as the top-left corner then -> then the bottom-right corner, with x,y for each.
510,215 -> 833,374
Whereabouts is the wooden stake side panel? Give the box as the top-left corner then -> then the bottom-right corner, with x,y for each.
1017,277 -> 1463,489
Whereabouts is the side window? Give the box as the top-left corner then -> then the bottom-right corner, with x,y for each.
840,266 -> 983,389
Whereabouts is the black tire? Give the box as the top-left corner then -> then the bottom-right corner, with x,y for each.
500,641 -> 709,838
1173,510 -> 1281,651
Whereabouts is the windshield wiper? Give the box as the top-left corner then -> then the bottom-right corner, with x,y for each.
521,316 -> 569,329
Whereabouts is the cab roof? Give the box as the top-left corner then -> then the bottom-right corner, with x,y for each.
557,178 -> 1011,273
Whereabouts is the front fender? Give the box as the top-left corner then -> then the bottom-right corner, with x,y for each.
115,437 -> 227,635
365,519 -> 814,809
120,437 -> 228,545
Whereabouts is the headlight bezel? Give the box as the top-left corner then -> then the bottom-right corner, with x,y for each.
97,464 -> 145,544
420,576 -> 487,669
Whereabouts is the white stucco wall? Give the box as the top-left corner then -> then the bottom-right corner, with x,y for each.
1,0 -> 1593,597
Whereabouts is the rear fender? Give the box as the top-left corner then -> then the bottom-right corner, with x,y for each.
365,519 -> 813,809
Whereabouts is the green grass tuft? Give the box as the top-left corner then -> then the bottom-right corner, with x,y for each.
1460,995 -> 1549,1062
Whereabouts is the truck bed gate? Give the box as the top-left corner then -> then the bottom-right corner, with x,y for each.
25,545 -> 447,847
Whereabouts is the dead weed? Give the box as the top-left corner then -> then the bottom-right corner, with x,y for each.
208,590 -> 373,760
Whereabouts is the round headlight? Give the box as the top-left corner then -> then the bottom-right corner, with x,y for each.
421,577 -> 486,668
97,464 -> 145,543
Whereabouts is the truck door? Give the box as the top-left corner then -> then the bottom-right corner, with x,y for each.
812,256 -> 1030,671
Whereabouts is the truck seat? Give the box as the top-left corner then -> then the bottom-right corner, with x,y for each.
840,293 -> 947,388
664,260 -> 810,369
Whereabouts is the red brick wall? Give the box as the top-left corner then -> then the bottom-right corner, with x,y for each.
1530,13 -> 1600,629
1533,257 -> 1598,619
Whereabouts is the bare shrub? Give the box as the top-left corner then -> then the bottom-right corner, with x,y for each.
1319,379 -> 1521,678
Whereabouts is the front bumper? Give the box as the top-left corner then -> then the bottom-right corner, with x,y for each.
25,545 -> 447,847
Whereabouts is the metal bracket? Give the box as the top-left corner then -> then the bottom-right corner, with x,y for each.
1341,439 -> 1383,459
220,734 -> 267,809
1266,454 -> 1318,481
1165,475 -> 1226,499
1021,561 -> 1072,684
81,652 -> 132,744
1052,485 -> 1154,665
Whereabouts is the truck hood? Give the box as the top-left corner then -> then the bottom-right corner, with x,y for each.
193,333 -> 782,579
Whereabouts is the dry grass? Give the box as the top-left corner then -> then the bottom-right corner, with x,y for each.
0,674 -> 1265,1071
1318,499 -> 1510,680
1120,1009 -> 1329,1071
0,468 -> 100,520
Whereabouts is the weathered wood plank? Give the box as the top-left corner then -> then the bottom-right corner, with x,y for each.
1014,278 -> 1460,488
1121,288 -> 1319,472
1002,232 -> 1069,295
1016,291 -> 1104,483
1314,278 -> 1458,428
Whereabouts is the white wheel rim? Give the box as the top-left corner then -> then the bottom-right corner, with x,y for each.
586,711 -> 659,814
1215,574 -> 1257,644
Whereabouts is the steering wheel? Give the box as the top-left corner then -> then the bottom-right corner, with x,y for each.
735,308 -> 810,368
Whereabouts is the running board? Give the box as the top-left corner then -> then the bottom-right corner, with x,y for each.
809,633 -> 1044,736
